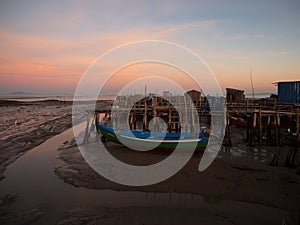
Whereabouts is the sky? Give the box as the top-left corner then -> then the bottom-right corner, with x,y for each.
0,0 -> 299,96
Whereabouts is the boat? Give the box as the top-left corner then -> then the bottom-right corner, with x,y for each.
229,115 -> 248,127
97,123 -> 209,151
95,90 -> 211,151
229,113 -> 275,128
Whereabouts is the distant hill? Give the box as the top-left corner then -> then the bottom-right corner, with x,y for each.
9,91 -> 34,95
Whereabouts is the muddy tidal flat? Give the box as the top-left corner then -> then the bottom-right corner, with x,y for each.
0,100 -> 75,180
0,99 -> 299,225
55,135 -> 300,225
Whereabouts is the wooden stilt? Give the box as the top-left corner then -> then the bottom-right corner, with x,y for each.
297,108 -> 300,131
223,110 -> 232,146
248,112 -> 256,146
259,109 -> 262,145
266,115 -> 272,145
285,129 -> 300,167
246,114 -> 250,142
83,112 -> 92,144
277,112 -> 281,146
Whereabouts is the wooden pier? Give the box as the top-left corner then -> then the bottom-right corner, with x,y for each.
84,95 -> 300,167
93,94 -> 215,133
226,99 -> 300,167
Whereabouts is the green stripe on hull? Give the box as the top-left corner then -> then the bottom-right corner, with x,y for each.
99,127 -> 208,150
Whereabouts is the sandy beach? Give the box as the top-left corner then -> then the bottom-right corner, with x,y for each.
0,100 -> 299,225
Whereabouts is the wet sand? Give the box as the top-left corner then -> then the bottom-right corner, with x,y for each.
56,137 -> 300,208
57,207 -> 234,225
55,127 -> 300,224
0,100 -> 76,224
0,99 -> 110,180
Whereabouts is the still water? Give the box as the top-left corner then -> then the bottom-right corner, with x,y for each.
0,126 -> 295,225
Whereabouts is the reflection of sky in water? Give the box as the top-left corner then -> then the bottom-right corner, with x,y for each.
218,146 -> 278,163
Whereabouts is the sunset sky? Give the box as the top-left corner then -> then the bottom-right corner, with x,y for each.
0,0 -> 299,96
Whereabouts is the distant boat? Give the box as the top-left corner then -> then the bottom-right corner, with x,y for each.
229,113 -> 275,128
229,115 -> 248,127
97,123 -> 209,151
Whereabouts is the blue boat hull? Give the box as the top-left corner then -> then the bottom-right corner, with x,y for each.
97,123 -> 209,151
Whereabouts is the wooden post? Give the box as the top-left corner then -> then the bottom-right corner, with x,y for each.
259,109 -> 262,145
253,112 -> 257,128
246,114 -> 250,142
284,110 -> 300,167
95,112 -> 100,133
191,100 -> 195,134
277,112 -> 281,146
266,114 -> 271,145
248,112 -> 256,146
83,112 -> 91,144
129,113 -> 134,130
291,130 -> 300,165
223,110 -> 232,146
297,108 -> 300,132
270,112 -> 281,166
134,112 -> 137,130
168,101 -> 172,133
143,97 -> 148,131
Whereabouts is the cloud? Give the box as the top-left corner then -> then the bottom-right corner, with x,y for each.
259,50 -> 289,56
156,20 -> 224,38
231,33 -> 266,40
